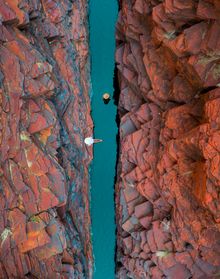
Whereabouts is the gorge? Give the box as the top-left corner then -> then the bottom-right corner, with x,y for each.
0,0 -> 220,279
89,0 -> 117,278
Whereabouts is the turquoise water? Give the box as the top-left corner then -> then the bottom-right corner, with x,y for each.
89,1 -> 118,278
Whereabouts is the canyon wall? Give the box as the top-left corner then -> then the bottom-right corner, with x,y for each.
0,1 -> 93,278
116,0 -> 220,278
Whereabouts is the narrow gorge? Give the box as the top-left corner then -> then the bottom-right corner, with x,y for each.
89,1 -> 117,278
0,0 -> 220,279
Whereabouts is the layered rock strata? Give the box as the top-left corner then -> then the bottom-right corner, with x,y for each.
0,1 -> 92,278
116,0 -> 220,278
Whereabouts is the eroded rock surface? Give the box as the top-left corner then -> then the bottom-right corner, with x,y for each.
0,1 -> 93,278
116,1 -> 220,278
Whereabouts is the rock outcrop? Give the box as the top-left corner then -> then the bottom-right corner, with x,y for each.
116,0 -> 220,278
0,1 -> 93,278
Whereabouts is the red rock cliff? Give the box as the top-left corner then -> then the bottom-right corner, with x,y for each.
116,0 -> 220,278
0,1 -> 93,278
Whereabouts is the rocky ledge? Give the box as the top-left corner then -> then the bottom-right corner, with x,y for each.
115,0 -> 220,278
0,1 -> 92,278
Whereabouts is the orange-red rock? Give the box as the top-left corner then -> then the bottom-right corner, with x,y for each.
0,0 -> 93,278
116,0 -> 220,278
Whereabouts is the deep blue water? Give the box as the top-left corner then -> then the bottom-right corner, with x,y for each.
89,1 -> 118,278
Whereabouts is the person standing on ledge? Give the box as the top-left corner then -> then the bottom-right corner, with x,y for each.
102,93 -> 111,104
84,137 -> 103,146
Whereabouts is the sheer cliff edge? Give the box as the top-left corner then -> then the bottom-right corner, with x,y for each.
0,1 -> 93,278
115,1 -> 220,278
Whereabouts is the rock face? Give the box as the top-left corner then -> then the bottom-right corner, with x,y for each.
0,1 -> 93,278
116,0 -> 220,278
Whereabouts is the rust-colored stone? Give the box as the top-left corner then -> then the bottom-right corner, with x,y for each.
0,0 -> 93,278
116,0 -> 220,278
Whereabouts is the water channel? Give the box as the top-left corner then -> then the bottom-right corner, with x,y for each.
89,1 -> 118,278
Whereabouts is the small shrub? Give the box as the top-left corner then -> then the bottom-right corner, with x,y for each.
1,228 -> 12,246
30,215 -> 41,223
156,250 -> 170,258
164,31 -> 176,40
